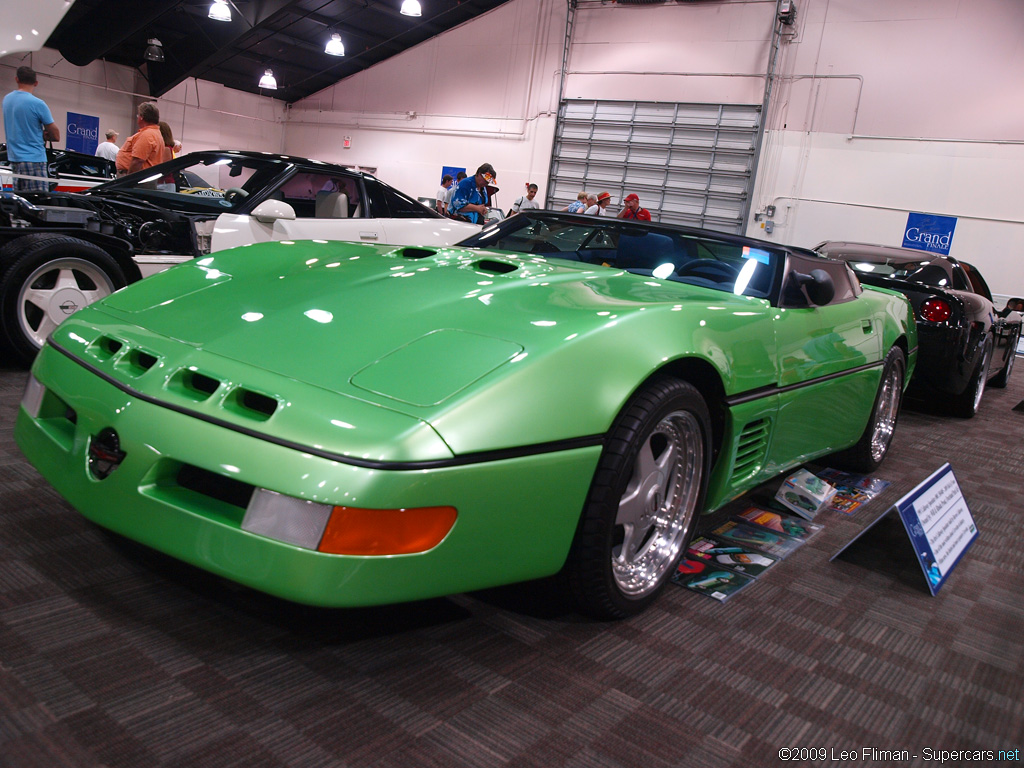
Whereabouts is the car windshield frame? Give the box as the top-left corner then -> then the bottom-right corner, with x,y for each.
458,212 -> 784,300
86,152 -> 295,213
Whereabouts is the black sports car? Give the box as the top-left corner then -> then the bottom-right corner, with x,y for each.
816,241 -> 1021,417
0,145 -> 115,192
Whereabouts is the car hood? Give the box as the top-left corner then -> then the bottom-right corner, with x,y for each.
100,240 -> 667,375
69,239 -> 762,456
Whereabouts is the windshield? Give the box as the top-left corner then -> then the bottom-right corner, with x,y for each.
834,254 -> 953,287
87,153 -> 290,213
459,214 -> 781,298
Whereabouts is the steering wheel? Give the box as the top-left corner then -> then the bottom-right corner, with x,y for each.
675,259 -> 739,282
224,187 -> 249,203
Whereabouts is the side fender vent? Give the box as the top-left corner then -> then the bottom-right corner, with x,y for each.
731,418 -> 770,481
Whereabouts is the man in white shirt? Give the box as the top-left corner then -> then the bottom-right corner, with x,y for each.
585,191 -> 612,215
95,129 -> 119,161
511,183 -> 540,214
435,174 -> 453,214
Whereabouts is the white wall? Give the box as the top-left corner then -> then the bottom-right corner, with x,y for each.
284,0 -> 1024,301
750,0 -> 1024,295
4,0 -> 1023,295
0,48 -> 286,156
284,0 -> 567,209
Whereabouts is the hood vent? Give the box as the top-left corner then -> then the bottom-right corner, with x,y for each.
400,247 -> 437,260
474,259 -> 518,274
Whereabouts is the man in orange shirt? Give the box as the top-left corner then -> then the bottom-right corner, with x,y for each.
115,102 -> 163,175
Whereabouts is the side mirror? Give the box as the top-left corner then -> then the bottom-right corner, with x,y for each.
789,269 -> 835,306
250,199 -> 296,223
1002,297 -> 1024,316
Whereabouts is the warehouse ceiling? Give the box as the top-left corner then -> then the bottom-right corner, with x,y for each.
46,0 -> 511,104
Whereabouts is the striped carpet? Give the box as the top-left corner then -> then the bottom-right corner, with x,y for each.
1,359 -> 1022,767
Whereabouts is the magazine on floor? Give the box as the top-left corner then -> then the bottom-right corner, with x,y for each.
709,520 -> 804,559
816,468 -> 892,515
671,557 -> 757,601
686,535 -> 780,577
733,505 -> 823,542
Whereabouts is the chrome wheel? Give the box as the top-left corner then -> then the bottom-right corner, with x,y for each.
16,257 -> 116,348
612,410 -> 703,597
869,358 -> 904,464
971,345 -> 990,413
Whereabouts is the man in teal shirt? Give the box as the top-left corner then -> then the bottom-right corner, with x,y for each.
2,66 -> 60,192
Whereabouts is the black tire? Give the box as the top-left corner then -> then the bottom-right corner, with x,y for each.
0,234 -> 126,363
829,346 -> 905,473
949,337 -> 992,418
989,329 -> 1018,389
563,378 -> 711,619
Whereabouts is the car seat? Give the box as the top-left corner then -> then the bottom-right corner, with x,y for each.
616,232 -> 677,271
315,191 -> 349,218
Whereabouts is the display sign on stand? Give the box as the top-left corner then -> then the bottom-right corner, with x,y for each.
831,463 -> 978,595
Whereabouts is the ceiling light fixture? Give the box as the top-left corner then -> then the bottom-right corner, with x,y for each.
400,0 -> 422,17
144,38 -> 164,62
209,0 -> 231,22
325,32 -> 345,56
258,68 -> 278,90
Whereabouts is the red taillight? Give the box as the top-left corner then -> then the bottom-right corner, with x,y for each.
919,298 -> 951,323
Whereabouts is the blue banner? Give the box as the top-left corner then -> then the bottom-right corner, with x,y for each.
441,165 -> 465,182
66,112 -> 100,155
902,212 -> 957,255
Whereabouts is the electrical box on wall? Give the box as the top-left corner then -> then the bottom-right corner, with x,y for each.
343,136 -> 352,149
778,0 -> 796,24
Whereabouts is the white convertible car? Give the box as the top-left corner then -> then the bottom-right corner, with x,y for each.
0,150 -> 478,360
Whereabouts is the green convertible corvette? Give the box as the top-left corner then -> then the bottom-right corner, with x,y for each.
15,212 -> 917,618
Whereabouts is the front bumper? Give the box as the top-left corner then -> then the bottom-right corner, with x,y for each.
15,344 -> 600,607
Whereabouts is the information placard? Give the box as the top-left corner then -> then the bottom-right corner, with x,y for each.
831,463 -> 977,595
894,463 -> 977,594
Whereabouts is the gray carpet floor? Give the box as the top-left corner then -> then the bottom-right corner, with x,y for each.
1,357 -> 1022,767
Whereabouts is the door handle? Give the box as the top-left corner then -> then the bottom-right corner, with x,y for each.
862,320 -> 873,334
360,232 -> 379,240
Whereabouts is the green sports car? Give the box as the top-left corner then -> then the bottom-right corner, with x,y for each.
15,212 -> 917,618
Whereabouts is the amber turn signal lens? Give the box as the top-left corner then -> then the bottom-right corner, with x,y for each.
318,505 -> 457,555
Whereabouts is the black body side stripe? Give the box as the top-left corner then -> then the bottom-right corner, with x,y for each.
49,340 -> 893,469
724,359 -> 885,407
48,341 -> 604,471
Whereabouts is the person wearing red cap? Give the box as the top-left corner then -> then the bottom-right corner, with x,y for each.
585,191 -> 612,216
618,193 -> 651,221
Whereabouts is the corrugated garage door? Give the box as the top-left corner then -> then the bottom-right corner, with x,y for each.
547,100 -> 761,234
